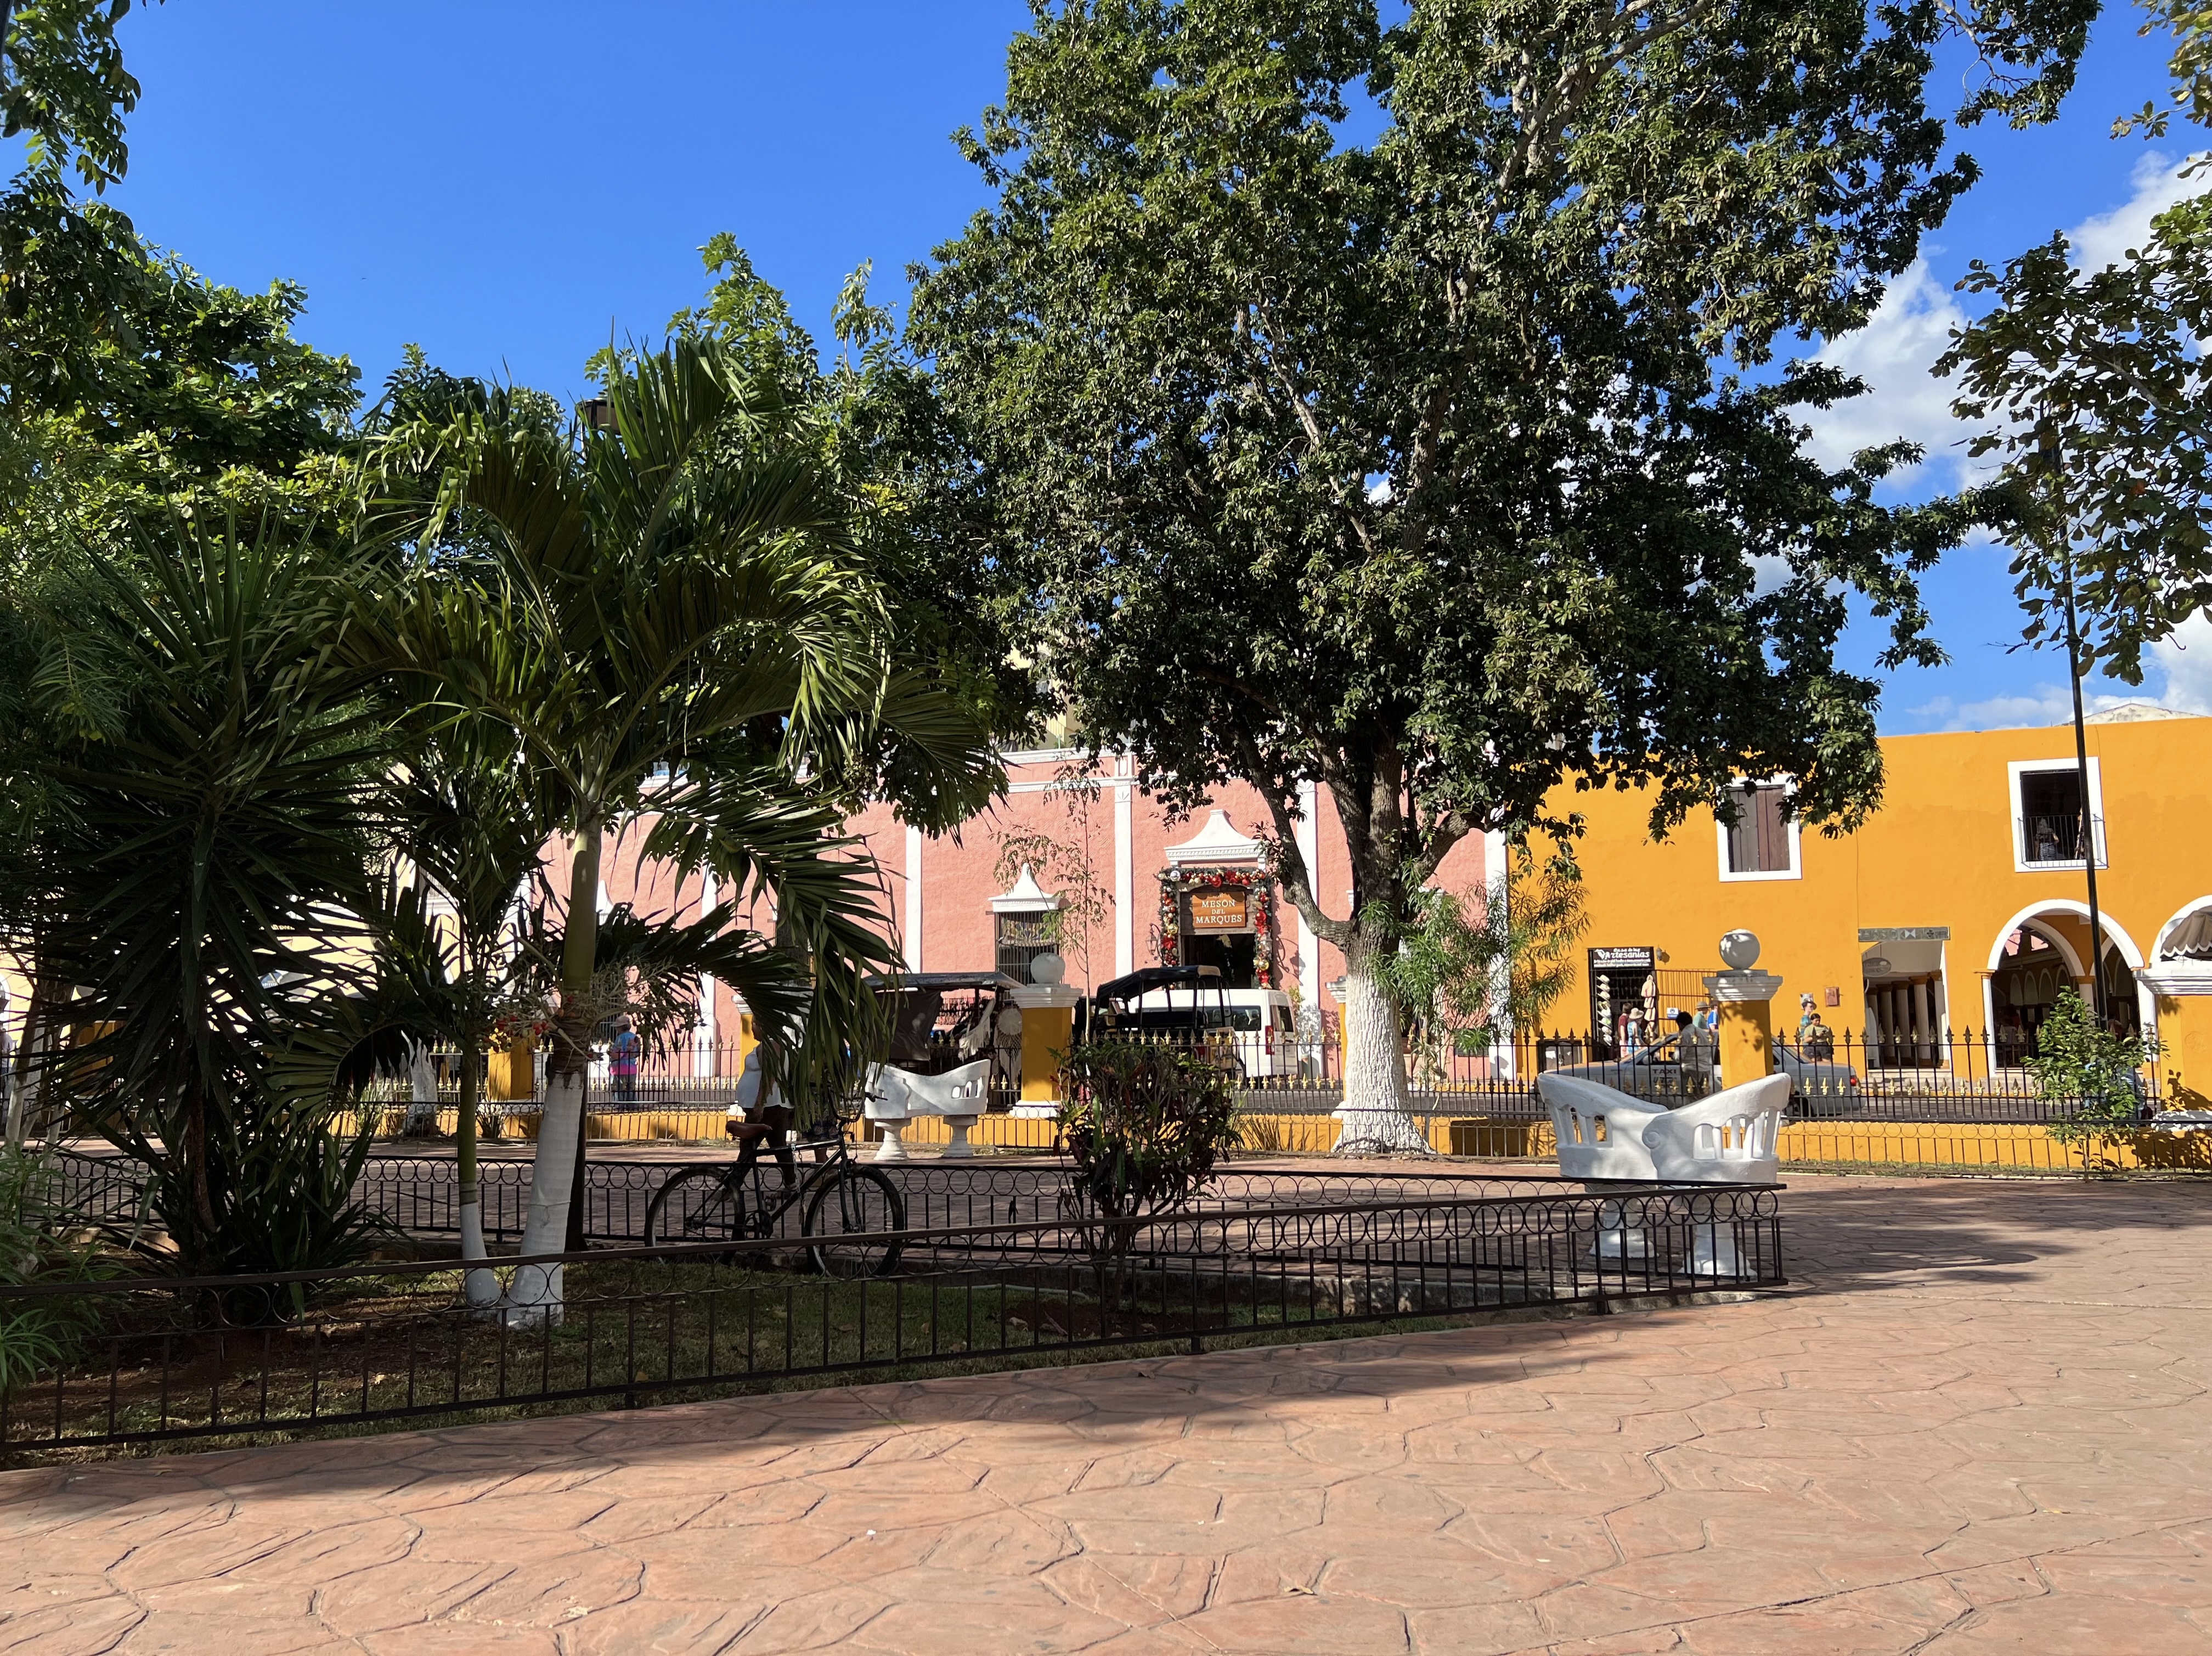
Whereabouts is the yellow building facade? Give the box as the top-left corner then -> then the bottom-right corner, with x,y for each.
1537,708 -> 2212,1095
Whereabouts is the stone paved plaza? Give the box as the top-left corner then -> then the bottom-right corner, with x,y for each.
3,1173 -> 2208,1654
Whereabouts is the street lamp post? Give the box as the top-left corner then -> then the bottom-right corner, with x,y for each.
2060,570 -> 2107,1025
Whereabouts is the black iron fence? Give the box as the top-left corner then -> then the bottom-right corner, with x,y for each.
53,1152 -> 1641,1248
0,1179 -> 1782,1455
349,1019 -> 2160,1141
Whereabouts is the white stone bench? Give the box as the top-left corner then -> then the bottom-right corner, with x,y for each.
864,1061 -> 992,1161
1536,1071 -> 1790,1272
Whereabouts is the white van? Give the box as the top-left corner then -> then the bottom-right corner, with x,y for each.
1126,985 -> 1302,1080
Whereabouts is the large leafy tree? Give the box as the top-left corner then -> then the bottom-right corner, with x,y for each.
1941,0 -> 2212,682
0,176 -> 358,1130
1,0 -> 145,194
367,336 -> 998,1317
913,0 -> 2089,1147
1,0 -> 353,566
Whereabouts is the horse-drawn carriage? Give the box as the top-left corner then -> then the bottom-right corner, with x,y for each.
864,970 -> 1024,1159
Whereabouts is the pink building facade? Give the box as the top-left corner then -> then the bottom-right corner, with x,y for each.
583,750 -> 1497,1063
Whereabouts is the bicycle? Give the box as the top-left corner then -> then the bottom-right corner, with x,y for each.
641,1096 -> 907,1277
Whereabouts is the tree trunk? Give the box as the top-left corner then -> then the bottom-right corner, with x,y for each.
1334,939 -> 1430,1156
455,1029 -> 500,1310
4,971 -> 59,1150
508,822 -> 602,1322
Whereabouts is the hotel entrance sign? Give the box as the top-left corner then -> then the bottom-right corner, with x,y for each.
1188,889 -> 1251,933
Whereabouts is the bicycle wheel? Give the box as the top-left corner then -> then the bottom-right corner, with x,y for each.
803,1164 -> 907,1278
642,1165 -> 750,1251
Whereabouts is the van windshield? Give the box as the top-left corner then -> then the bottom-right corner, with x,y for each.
1118,1007 -> 1262,1033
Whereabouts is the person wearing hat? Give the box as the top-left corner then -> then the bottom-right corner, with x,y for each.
608,1017 -> 641,1104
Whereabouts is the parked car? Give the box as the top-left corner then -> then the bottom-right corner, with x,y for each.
1549,1029 -> 1860,1116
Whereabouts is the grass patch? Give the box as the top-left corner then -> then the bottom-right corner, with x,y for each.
3,1248 -> 1667,1463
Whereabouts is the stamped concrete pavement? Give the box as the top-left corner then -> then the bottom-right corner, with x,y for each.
2,1173 -> 2209,1655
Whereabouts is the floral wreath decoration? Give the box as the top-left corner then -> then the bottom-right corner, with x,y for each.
1155,865 -> 1276,988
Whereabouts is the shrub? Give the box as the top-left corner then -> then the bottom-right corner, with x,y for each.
1057,1041 -> 1239,1328
2028,989 -> 2158,1148
0,1146 -> 122,1393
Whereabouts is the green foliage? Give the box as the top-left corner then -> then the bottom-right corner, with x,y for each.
0,1145 -> 124,1392
912,0 -> 2083,1118
2027,990 -> 2158,1142
1942,2 -> 2212,682
2115,0 -> 2212,138
1367,852 -> 1588,1082
362,333 -> 1002,1128
0,177 -> 360,562
605,238 -> 1039,771
1,0 -> 147,193
1057,1040 -> 1240,1221
1057,1039 -> 1240,1325
26,517 -> 398,1276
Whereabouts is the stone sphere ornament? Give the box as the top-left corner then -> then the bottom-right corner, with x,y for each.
1030,951 -> 1066,987
1719,930 -> 1762,970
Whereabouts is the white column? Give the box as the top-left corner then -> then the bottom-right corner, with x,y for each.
695,868 -> 718,1078
1297,778 -> 1321,1012
904,824 -> 924,972
1113,756 -> 1135,978
1911,978 -> 1934,1066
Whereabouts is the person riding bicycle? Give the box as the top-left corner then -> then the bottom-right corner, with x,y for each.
726,1041 -> 798,1193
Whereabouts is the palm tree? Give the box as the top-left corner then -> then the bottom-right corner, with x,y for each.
365,723 -> 550,1304
363,337 -> 995,1317
29,517 -> 398,1277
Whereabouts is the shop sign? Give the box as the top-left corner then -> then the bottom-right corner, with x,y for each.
1858,926 -> 1950,942
1188,889 -> 1251,933
1590,945 -> 1655,968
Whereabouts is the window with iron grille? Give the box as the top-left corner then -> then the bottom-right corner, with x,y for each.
2018,768 -> 2087,864
995,914 -> 1057,984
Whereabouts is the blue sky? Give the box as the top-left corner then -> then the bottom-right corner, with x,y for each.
68,1 -> 2203,733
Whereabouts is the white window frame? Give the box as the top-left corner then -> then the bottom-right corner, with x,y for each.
1714,779 -> 1802,883
2008,757 -> 2107,873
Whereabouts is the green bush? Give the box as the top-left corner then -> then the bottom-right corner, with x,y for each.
2028,989 -> 2158,1146
1057,1041 -> 1239,1328
0,1146 -> 122,1393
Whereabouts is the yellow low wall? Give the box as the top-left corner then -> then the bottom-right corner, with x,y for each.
883,1112 -> 2211,1172
1775,1120 -> 2212,1173
352,1105 -> 733,1144
355,1103 -> 2212,1174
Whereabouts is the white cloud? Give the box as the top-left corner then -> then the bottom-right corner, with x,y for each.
2067,151 -> 2205,273
1799,155 -> 2208,493
1907,685 -> 2076,731
1904,681 -> 2158,733
2148,611 -> 2212,714
1801,259 -> 1975,487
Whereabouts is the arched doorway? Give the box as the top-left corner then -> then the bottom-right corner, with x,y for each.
1983,902 -> 2149,1064
1989,922 -> 2076,1066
